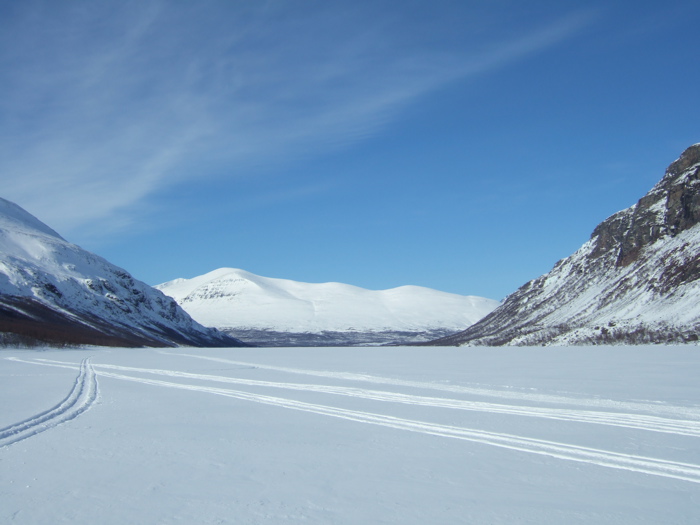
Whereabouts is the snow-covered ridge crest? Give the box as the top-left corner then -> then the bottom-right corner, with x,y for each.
0,197 -> 63,240
156,268 -> 500,344
0,197 -> 243,347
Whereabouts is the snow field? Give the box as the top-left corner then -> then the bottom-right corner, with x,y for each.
1,346 -> 699,524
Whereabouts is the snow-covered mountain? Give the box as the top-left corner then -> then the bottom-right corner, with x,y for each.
0,198 -> 245,347
156,268 -> 500,346
430,144 -> 700,346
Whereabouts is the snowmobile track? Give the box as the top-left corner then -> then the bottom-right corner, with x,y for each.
0,357 -> 98,448
12,356 -> 700,484
92,369 -> 700,484
72,360 -> 700,438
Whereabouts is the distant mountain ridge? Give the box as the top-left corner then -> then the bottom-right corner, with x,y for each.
0,198 -> 245,347
156,268 -> 500,346
428,144 -> 700,346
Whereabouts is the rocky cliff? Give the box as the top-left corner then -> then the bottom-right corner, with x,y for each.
429,144 -> 700,346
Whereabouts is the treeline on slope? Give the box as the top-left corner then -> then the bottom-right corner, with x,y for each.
432,322 -> 699,347
0,296 -> 197,348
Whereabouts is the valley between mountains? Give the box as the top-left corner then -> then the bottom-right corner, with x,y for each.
1,148 -> 699,525
154,144 -> 700,347
1,144 -> 699,347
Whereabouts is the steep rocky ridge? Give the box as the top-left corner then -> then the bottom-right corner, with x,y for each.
0,197 -> 246,347
429,144 -> 700,346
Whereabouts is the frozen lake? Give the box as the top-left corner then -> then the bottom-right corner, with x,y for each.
2,345 -> 699,524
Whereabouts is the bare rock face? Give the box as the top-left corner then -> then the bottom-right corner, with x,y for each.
429,144 -> 700,346
591,144 -> 700,266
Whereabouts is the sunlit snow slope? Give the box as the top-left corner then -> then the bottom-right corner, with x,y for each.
431,144 -> 700,346
0,198 -> 244,347
157,268 -> 500,346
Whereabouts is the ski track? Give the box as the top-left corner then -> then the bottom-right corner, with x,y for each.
0,358 -> 98,448
169,352 -> 700,420
31,358 -> 700,438
9,356 -> 700,484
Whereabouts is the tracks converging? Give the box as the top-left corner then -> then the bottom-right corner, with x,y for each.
5,354 -> 700,484
0,358 -> 98,448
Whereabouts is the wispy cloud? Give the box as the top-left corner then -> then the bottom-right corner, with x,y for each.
0,1 -> 593,237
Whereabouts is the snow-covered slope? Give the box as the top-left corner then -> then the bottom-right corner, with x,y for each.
0,198 -> 245,347
156,268 -> 500,345
431,144 -> 700,346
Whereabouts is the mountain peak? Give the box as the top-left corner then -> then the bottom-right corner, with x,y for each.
0,197 -> 64,240
666,143 -> 700,178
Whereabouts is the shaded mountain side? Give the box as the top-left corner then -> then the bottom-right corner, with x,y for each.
0,296 -> 170,347
0,197 -> 247,348
426,144 -> 700,346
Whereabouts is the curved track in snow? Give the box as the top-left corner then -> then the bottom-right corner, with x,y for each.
10,355 -> 700,484
0,358 -> 98,448
40,359 -> 700,438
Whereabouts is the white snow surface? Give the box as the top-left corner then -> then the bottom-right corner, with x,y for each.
156,268 -> 500,332
2,345 -> 700,524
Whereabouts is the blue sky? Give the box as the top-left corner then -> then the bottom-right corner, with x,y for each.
1,1 -> 699,300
